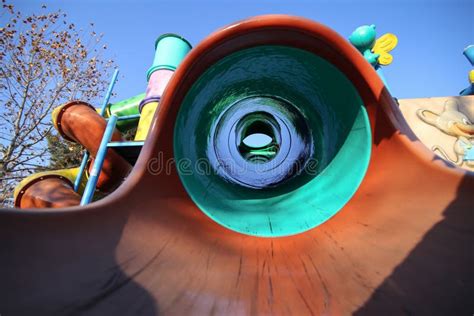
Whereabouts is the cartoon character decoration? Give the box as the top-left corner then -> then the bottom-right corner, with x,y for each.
417,99 -> 474,167
349,24 -> 398,68
460,45 -> 474,96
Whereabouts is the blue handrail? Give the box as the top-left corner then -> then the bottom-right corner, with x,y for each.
99,69 -> 119,116
74,69 -> 119,192
73,151 -> 89,192
80,115 -> 118,205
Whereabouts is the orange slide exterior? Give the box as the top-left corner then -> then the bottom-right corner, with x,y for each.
0,16 -> 472,315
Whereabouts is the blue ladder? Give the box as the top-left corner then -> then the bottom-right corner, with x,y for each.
80,114 -> 144,205
73,69 -> 145,205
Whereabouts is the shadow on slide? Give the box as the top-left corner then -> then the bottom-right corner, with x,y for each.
355,174 -> 473,315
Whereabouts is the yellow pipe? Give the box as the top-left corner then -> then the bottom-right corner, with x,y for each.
14,167 -> 88,204
134,101 -> 159,141
96,106 -> 111,118
51,104 -> 64,130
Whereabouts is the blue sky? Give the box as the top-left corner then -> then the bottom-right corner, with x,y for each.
9,0 -> 474,102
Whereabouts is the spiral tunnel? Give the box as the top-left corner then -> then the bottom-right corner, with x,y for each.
174,45 -> 371,236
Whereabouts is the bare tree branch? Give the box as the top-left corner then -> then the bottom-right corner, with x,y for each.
0,2 -> 114,207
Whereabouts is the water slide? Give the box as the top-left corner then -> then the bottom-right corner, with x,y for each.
1,15 -> 472,315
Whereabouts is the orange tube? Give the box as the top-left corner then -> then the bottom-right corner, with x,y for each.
53,100 -> 132,192
16,101 -> 132,208
17,176 -> 81,208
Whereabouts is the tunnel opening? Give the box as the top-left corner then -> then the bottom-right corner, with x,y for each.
238,112 -> 280,164
237,112 -> 281,163
174,45 -> 371,237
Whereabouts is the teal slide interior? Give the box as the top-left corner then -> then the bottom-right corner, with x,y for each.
174,46 -> 371,237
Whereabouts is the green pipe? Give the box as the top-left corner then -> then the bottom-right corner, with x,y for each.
106,93 -> 145,131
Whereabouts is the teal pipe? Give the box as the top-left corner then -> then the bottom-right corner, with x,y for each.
146,34 -> 192,81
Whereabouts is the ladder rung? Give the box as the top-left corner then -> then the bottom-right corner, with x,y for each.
107,141 -> 145,148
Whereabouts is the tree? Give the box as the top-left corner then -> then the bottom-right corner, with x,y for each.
40,131 -> 84,171
0,1 -> 114,206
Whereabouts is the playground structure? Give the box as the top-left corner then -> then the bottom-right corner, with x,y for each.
13,34 -> 192,208
1,15 -> 473,315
